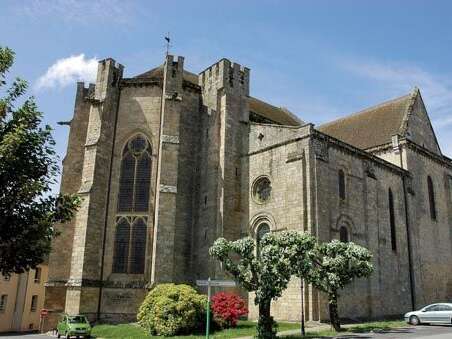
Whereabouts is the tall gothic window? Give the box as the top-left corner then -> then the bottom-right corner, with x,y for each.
113,135 -> 152,274
256,223 -> 270,257
427,176 -> 437,221
338,169 -> 346,200
339,226 -> 348,242
388,188 -> 397,251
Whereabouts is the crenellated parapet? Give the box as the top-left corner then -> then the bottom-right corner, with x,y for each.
199,58 -> 249,96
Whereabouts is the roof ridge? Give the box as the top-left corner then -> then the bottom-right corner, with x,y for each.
320,92 -> 412,129
399,87 -> 420,135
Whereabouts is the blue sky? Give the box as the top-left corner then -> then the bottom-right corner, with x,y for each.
2,0 -> 452,183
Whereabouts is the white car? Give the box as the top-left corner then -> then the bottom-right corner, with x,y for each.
404,303 -> 452,325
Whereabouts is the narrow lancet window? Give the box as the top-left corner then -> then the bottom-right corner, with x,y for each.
427,176 -> 437,221
388,188 -> 397,251
338,169 -> 346,200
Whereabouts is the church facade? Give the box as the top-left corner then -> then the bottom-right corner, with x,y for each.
44,55 -> 452,327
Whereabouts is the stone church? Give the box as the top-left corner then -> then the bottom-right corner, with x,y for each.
44,55 -> 452,327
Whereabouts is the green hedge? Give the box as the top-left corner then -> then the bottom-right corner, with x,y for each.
137,283 -> 207,336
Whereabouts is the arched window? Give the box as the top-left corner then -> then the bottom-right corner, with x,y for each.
427,176 -> 437,221
113,135 -> 152,274
388,188 -> 397,251
338,169 -> 346,200
256,223 -> 270,257
339,226 -> 348,242
118,134 -> 152,213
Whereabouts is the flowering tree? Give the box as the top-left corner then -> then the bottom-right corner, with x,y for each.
0,47 -> 79,276
209,231 -> 316,339
211,292 -> 248,328
308,240 -> 373,331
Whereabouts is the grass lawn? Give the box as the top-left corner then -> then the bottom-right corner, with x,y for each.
281,320 -> 408,338
91,320 -> 300,339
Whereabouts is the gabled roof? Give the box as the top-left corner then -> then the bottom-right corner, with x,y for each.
134,66 -> 303,127
318,90 -> 417,150
248,96 -> 303,126
134,65 -> 199,85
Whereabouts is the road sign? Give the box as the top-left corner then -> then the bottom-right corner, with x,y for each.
40,309 -> 48,317
196,279 -> 236,287
196,278 -> 237,339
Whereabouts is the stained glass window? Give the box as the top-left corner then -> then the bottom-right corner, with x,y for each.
130,218 -> 147,274
112,218 -> 130,273
113,134 -> 152,274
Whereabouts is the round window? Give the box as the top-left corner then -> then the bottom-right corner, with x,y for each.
252,176 -> 272,204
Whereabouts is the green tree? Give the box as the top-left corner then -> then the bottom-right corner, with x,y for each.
210,230 -> 316,339
0,47 -> 79,276
308,240 -> 373,331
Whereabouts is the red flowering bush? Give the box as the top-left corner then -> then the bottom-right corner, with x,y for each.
211,292 -> 248,328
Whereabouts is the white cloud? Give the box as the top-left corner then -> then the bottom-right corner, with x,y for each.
36,54 -> 98,90
342,60 -> 452,129
339,58 -> 452,157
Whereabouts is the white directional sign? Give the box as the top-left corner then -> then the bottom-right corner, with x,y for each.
196,278 -> 237,339
196,279 -> 236,287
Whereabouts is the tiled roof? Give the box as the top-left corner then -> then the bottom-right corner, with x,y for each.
134,65 -> 199,84
248,96 -> 303,126
134,66 -> 303,127
318,92 -> 415,150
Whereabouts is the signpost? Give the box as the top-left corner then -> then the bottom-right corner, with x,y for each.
39,309 -> 48,333
196,278 -> 236,339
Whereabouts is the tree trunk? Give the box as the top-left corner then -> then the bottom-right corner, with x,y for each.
328,293 -> 341,332
257,299 -> 276,339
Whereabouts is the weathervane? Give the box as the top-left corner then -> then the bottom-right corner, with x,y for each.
164,33 -> 171,56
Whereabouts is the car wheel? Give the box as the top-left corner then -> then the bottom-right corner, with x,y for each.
410,315 -> 420,325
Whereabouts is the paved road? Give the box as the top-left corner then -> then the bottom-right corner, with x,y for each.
1,325 -> 452,338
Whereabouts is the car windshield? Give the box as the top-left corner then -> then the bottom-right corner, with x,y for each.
68,316 -> 87,324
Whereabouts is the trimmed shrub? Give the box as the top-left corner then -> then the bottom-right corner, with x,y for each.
211,292 -> 248,328
137,283 -> 207,336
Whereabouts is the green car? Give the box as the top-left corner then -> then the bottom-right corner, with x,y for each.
57,314 -> 91,339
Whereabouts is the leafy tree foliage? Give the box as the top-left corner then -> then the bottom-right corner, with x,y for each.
0,47 -> 79,276
137,283 -> 207,336
308,240 -> 373,331
211,291 -> 248,328
210,231 -> 316,339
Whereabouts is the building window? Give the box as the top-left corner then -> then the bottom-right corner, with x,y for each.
338,169 -> 346,200
252,176 -> 272,204
0,295 -> 7,312
34,267 -> 41,283
256,223 -> 270,257
388,189 -> 397,251
427,176 -> 437,221
113,134 -> 152,274
339,226 -> 348,242
117,134 -> 152,213
30,295 -> 38,312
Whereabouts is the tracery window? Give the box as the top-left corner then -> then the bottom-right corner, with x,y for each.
388,188 -> 397,251
113,135 -> 152,274
252,176 -> 272,204
338,169 -> 346,200
427,176 -> 437,221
